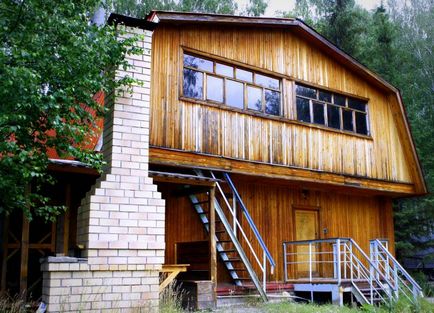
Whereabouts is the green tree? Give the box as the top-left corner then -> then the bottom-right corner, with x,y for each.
387,0 -> 434,261
110,0 -> 268,18
283,1 -> 370,58
0,0 -> 139,219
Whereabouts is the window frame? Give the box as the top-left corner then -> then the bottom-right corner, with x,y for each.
294,83 -> 370,136
181,50 -> 283,117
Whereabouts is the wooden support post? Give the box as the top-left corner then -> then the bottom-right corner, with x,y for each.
63,183 -> 71,255
20,216 -> 29,296
209,186 -> 217,295
1,217 -> 9,294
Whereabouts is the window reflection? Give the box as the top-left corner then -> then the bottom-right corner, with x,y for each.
226,80 -> 244,109
183,68 -> 203,99
265,90 -> 280,115
207,76 -> 223,103
247,86 -> 262,111
183,52 -> 281,116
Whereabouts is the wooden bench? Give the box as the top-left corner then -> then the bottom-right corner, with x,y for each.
159,264 -> 189,292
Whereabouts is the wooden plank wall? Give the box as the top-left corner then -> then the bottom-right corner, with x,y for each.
161,177 -> 395,283
150,25 -> 413,185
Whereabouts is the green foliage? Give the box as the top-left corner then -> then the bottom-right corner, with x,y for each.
109,0 -> 268,18
0,0 -> 140,220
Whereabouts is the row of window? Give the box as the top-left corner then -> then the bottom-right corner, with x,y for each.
295,84 -> 369,135
182,52 -> 370,136
183,53 -> 281,116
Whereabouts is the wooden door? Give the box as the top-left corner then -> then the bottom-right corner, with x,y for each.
294,209 -> 320,278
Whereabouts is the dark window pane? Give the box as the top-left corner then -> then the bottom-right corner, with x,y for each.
319,90 -> 332,103
348,98 -> 366,112
333,94 -> 346,106
183,54 -> 213,72
296,85 -> 316,98
247,86 -> 262,111
356,112 -> 368,135
313,101 -> 325,125
256,74 -> 279,89
216,63 -> 233,78
207,75 -> 223,102
236,68 -> 253,82
343,109 -> 354,131
225,80 -> 244,109
296,97 -> 311,122
265,90 -> 280,115
183,69 -> 203,99
327,105 -> 340,129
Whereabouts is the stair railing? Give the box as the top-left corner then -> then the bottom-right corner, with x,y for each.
283,238 -> 395,305
370,239 -> 423,304
193,170 -> 275,299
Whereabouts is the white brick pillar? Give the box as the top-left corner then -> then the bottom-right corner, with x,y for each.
41,27 -> 165,313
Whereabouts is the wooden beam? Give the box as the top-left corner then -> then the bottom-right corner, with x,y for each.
1,217 -> 8,294
64,183 -> 72,255
150,147 -> 415,196
20,217 -> 29,295
209,187 -> 217,301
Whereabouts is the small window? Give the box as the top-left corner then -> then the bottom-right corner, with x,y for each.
327,105 -> 341,129
183,69 -> 203,99
182,52 -> 282,117
216,63 -> 233,78
207,76 -> 223,103
296,85 -> 316,98
265,90 -> 280,115
236,68 -> 253,83
343,109 -> 354,131
256,74 -> 279,90
247,86 -> 262,111
313,101 -> 325,125
296,83 -> 369,135
226,80 -> 244,109
297,98 -> 311,123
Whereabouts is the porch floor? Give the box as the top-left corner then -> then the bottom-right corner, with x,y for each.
217,281 -> 294,296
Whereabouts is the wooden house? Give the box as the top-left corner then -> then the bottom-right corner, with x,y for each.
0,11 -> 427,312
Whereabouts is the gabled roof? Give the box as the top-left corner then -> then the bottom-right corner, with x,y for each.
108,11 -> 427,195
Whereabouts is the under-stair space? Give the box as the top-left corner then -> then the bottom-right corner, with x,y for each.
187,170 -> 276,301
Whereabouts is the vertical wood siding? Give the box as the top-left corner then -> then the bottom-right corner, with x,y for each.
150,25 -> 413,184
162,178 -> 395,283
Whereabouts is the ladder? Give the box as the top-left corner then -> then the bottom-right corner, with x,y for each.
188,170 -> 275,301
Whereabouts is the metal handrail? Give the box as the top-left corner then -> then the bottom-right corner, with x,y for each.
223,172 -> 276,268
370,239 -> 423,302
283,238 -> 396,305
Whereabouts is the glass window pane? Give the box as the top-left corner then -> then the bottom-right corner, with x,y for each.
206,75 -> 223,102
256,74 -> 279,89
327,105 -> 340,129
356,112 -> 368,135
236,68 -> 253,82
265,90 -> 280,115
333,94 -> 346,106
348,98 -> 366,111
216,63 -> 234,78
247,86 -> 262,111
183,69 -> 203,99
343,109 -> 354,131
225,80 -> 244,109
313,101 -> 325,125
296,85 -> 317,99
319,90 -> 332,103
296,97 -> 311,122
183,53 -> 213,72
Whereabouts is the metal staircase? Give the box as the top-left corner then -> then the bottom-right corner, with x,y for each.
188,170 -> 275,301
283,238 -> 423,306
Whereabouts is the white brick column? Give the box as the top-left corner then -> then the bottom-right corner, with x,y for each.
41,27 -> 165,313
